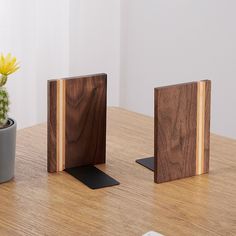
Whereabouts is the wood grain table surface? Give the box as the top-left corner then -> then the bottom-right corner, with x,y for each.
0,107 -> 235,236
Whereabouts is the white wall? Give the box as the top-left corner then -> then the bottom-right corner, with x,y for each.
0,0 -> 120,129
1,0 -> 236,139
120,0 -> 236,139
69,0 -> 120,106
0,0 -> 70,129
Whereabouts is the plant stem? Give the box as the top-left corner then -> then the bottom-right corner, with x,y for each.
0,75 -> 8,87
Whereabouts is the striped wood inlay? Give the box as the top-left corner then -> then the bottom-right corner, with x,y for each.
154,80 -> 211,183
56,80 -> 66,172
48,74 -> 107,173
196,81 -> 206,175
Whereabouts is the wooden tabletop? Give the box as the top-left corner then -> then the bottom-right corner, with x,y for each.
0,107 -> 235,236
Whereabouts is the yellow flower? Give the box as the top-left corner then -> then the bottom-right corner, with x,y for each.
0,53 -> 19,76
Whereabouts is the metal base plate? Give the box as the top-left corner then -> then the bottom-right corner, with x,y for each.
65,165 -> 120,189
136,157 -> 154,171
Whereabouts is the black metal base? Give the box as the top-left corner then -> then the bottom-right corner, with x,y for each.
65,165 -> 120,189
136,157 -> 154,171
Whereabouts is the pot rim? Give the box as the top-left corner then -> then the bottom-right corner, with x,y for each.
0,118 -> 16,131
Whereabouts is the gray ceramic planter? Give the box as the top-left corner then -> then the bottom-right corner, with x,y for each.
0,118 -> 16,183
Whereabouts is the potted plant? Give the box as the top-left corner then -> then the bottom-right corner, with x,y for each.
0,53 -> 19,183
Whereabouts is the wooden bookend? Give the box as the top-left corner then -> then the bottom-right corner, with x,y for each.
154,80 -> 211,183
47,74 -> 107,173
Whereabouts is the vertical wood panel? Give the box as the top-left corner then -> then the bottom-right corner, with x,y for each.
47,81 -> 57,172
65,74 -> 107,168
154,81 -> 211,183
154,83 -> 198,183
48,74 -> 107,172
203,80 -> 211,173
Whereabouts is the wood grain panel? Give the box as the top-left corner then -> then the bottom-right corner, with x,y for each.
203,80 -> 211,173
154,82 -> 198,183
47,81 -> 57,172
154,81 -> 211,183
47,74 -> 107,172
65,74 -> 107,168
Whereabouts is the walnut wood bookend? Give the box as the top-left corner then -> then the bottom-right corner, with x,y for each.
137,80 -> 211,184
47,74 -> 107,172
47,74 -> 119,189
155,80 -> 211,183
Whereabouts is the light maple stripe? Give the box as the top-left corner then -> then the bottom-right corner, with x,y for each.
56,80 -> 66,172
196,81 -> 206,175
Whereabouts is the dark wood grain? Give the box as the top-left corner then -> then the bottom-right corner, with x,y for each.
203,80 -> 211,173
65,74 -> 107,168
47,81 -> 57,172
47,74 -> 107,172
154,82 -> 198,183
